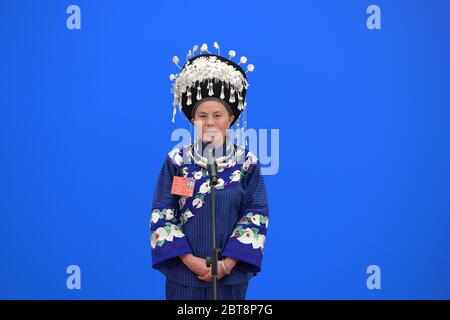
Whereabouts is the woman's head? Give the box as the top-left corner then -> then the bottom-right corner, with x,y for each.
192,99 -> 235,144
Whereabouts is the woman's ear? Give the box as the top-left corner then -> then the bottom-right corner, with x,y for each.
229,114 -> 235,125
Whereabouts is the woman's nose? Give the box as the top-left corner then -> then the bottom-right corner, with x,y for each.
205,116 -> 215,127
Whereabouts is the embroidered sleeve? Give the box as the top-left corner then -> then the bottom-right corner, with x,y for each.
150,151 -> 192,270
222,154 -> 269,274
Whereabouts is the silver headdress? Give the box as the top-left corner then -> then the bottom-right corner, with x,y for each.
168,41 -> 255,147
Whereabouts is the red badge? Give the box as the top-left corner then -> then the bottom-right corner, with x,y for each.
171,176 -> 195,197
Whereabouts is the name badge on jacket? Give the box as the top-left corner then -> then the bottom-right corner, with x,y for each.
171,176 -> 195,197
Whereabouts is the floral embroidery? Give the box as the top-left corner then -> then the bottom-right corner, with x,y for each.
199,180 -> 211,194
192,169 -> 207,180
179,208 -> 194,226
178,197 -> 187,210
228,211 -> 268,253
198,178 -> 225,195
238,211 -> 269,228
151,222 -> 185,249
215,178 -> 225,189
242,152 -> 258,172
229,169 -> 244,182
151,208 -> 176,224
193,194 -> 205,209
231,226 -> 266,252
189,175 -> 231,211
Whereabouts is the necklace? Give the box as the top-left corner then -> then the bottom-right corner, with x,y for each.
188,137 -> 237,169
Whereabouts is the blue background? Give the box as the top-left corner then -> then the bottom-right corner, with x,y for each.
1,0 -> 450,299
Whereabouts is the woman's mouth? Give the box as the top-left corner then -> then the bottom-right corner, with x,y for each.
203,129 -> 222,142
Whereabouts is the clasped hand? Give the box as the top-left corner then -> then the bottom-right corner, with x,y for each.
179,254 -> 237,281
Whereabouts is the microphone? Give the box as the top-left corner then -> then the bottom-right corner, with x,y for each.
205,143 -> 218,186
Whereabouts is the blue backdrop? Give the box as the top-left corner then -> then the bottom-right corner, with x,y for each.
1,0 -> 450,299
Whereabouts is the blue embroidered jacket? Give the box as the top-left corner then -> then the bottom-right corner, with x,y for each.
150,141 -> 269,287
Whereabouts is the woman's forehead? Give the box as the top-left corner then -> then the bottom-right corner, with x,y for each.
195,101 -> 228,113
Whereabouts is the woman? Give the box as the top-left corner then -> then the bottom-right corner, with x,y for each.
150,42 -> 269,300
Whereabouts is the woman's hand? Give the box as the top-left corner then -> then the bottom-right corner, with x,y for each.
197,257 -> 238,281
179,253 -> 210,277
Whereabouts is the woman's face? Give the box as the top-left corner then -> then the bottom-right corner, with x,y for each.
192,100 -> 235,144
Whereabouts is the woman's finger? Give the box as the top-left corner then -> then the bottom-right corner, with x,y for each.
198,276 -> 211,281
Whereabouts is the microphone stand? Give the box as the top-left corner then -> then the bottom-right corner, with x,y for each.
205,143 -> 219,300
